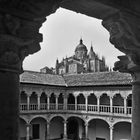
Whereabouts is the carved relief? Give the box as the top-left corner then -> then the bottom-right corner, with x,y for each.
102,12 -> 140,72
0,0 -> 60,72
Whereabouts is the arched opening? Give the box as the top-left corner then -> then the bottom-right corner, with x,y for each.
20,91 -> 27,104
88,93 -> 97,111
100,93 -> 110,113
67,117 -> 85,140
77,94 -> 85,111
40,92 -> 47,110
50,93 -> 56,110
114,122 -> 131,140
88,119 -> 110,140
20,91 -> 27,111
19,118 -> 27,140
30,92 -> 37,110
127,94 -> 132,114
30,117 -> 47,140
113,94 -> 124,114
68,93 -> 75,110
58,93 -> 64,110
50,116 -> 64,139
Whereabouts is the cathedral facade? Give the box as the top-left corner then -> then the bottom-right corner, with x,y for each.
55,39 -> 109,75
41,39 -> 109,75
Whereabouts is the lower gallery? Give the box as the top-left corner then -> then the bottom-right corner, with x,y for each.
19,71 -> 132,140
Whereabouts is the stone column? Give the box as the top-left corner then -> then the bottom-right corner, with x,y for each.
26,123 -> 31,140
85,95 -> 88,112
64,94 -> 68,110
97,96 -> 100,112
27,94 -> 31,110
47,95 -> 50,110
110,96 -> 113,114
55,94 -> 59,110
123,97 -> 127,114
75,95 -> 78,110
109,126 -> 114,140
63,120 -> 67,140
37,95 -> 41,110
45,121 -> 50,140
85,122 -> 89,140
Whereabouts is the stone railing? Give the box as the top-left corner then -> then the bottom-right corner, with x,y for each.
20,103 -> 132,117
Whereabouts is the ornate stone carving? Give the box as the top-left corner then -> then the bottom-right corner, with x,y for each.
102,11 -> 140,90
102,12 -> 140,68
0,0 -> 61,73
0,0 -> 61,20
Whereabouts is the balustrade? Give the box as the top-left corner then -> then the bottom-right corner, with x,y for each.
20,103 -> 132,116
67,104 -> 75,110
49,103 -> 56,110
113,106 -> 124,114
40,103 -> 47,110
100,105 -> 110,113
20,103 -> 27,111
88,105 -> 98,112
58,104 -> 64,110
127,107 -> 132,115
77,104 -> 86,111
29,103 -> 38,110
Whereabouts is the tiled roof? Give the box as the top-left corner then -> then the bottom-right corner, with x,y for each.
20,71 -> 66,86
63,72 -> 132,86
20,71 -> 132,87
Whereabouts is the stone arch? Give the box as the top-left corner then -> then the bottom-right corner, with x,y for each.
88,118 -> 110,140
50,93 -> 56,103
88,93 -> 97,105
50,114 -> 65,121
113,120 -> 132,126
67,115 -> 85,122
113,93 -> 124,106
29,115 -> 47,123
58,93 -> 64,104
88,117 -> 110,126
113,121 -> 131,140
77,93 -> 85,104
100,93 -> 110,105
40,92 -> 47,103
30,92 -> 37,104
127,94 -> 132,107
67,116 -> 85,140
68,93 -> 75,104
50,116 -> 64,139
20,91 -> 27,104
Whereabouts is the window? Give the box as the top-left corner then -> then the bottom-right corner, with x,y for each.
32,124 -> 40,139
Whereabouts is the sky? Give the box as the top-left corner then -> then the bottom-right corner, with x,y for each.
23,8 -> 123,72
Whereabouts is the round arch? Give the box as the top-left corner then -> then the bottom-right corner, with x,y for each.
88,118 -> 110,140
29,115 -> 47,123
113,121 -> 131,140
50,115 -> 64,139
50,114 -> 65,122
67,116 -> 85,140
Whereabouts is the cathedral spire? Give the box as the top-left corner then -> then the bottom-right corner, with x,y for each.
80,37 -> 83,44
89,42 -> 96,59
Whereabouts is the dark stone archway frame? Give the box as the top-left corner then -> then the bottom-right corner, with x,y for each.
0,0 -> 140,140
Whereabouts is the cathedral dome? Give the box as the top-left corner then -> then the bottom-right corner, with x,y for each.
75,39 -> 87,52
